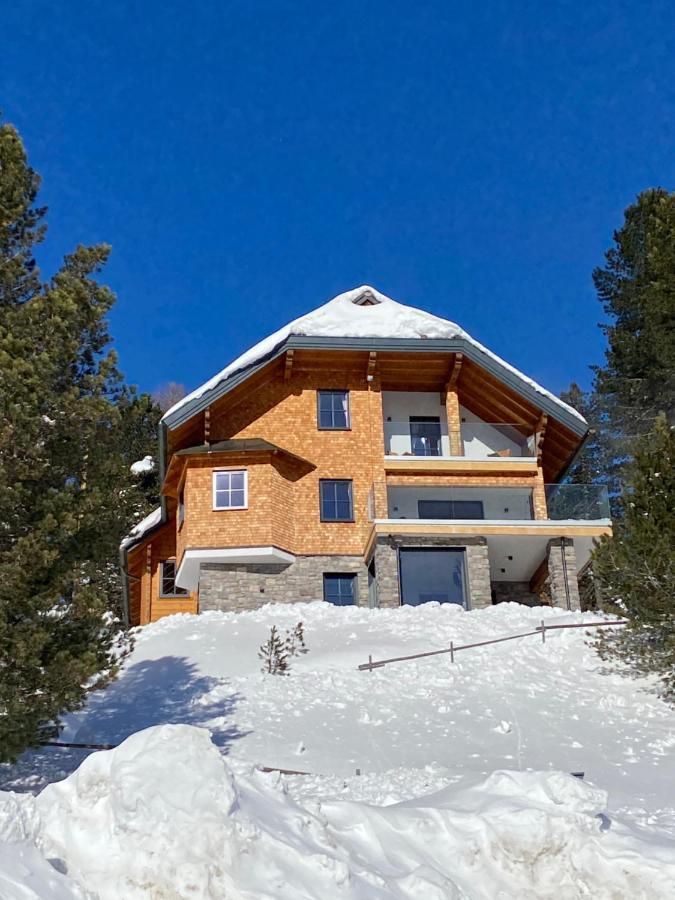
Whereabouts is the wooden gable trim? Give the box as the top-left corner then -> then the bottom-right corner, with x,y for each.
284,349 -> 295,381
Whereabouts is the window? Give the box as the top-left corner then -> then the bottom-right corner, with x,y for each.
409,417 -> 442,456
320,479 -> 354,522
418,499 -> 484,520
213,470 -> 247,510
399,548 -> 466,607
318,391 -> 350,429
323,574 -> 357,605
160,560 -> 188,597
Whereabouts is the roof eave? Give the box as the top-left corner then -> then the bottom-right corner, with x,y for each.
160,335 -> 588,439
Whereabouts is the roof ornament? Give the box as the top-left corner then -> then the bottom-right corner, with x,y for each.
352,288 -> 380,306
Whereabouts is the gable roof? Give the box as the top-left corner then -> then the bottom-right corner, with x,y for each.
162,285 -> 587,432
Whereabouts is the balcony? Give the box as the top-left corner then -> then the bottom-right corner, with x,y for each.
383,420 -> 537,459
545,483 -> 611,521
368,483 -> 610,524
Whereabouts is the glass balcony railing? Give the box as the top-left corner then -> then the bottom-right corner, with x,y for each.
544,484 -> 611,521
370,483 -> 535,521
366,482 -> 611,523
383,420 -> 536,458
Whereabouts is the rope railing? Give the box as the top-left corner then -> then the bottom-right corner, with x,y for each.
358,619 -> 626,672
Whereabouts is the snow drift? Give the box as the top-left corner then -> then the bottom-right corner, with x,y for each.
1,723 -> 674,899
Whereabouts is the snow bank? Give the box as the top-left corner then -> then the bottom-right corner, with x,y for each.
163,285 -> 586,424
0,840 -> 84,899
1,723 -> 674,899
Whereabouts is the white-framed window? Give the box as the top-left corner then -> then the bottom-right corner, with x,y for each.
212,469 -> 247,510
160,560 -> 189,598
178,488 -> 185,528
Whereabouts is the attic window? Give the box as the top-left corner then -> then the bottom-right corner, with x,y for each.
352,290 -> 380,307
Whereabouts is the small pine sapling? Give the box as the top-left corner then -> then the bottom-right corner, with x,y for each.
258,625 -> 290,675
286,621 -> 308,656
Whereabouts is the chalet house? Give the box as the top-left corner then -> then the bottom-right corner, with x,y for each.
120,286 -> 611,625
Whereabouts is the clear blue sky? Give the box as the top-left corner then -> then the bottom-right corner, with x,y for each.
3,1 -> 674,397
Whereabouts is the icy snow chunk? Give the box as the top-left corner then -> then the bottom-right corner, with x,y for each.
36,725 -> 238,898
129,455 -> 155,475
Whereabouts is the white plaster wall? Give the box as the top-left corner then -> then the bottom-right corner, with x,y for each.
459,406 -> 528,458
382,391 -> 450,455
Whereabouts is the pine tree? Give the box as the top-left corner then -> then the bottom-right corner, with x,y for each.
0,119 -> 160,760
561,189 -> 675,509
593,415 -> 675,699
593,189 -> 675,475
258,626 -> 290,675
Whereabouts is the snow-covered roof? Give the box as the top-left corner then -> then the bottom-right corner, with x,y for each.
120,506 -> 163,550
162,286 -> 586,427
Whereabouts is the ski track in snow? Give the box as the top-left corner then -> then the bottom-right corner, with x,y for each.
2,602 -> 674,838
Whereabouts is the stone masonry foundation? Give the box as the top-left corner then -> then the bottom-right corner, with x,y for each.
199,555 -> 369,612
546,538 -> 581,611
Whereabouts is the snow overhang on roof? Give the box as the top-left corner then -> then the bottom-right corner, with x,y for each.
160,286 -> 587,436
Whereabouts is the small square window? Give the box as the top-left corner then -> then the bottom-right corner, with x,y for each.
323,574 -> 357,606
318,391 -> 350,429
213,470 -> 248,510
160,560 -> 188,597
320,479 -> 354,522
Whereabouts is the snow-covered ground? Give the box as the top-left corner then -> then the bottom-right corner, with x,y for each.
1,602 -> 675,898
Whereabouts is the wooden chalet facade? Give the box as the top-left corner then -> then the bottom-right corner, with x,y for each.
120,287 -> 611,625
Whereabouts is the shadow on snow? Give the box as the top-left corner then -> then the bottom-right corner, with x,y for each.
0,655 -> 249,793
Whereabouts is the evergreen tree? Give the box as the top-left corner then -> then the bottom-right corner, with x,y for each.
258,626 -> 290,675
593,189 -> 675,476
0,119 -> 160,760
593,415 -> 675,699
561,189 -> 675,506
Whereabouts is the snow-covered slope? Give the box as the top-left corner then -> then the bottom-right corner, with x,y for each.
163,286 -> 586,425
3,723 -> 675,900
1,602 -> 674,898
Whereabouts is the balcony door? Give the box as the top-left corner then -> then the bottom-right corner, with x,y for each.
399,548 -> 467,607
409,416 -> 442,456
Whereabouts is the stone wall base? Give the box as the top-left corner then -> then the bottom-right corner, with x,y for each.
199,555 -> 369,612
546,538 -> 581,611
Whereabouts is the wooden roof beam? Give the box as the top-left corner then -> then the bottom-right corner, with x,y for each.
536,414 -> 548,463
284,349 -> 295,381
367,351 -> 377,382
442,352 -> 463,404
448,352 -> 464,388
204,407 -> 211,445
